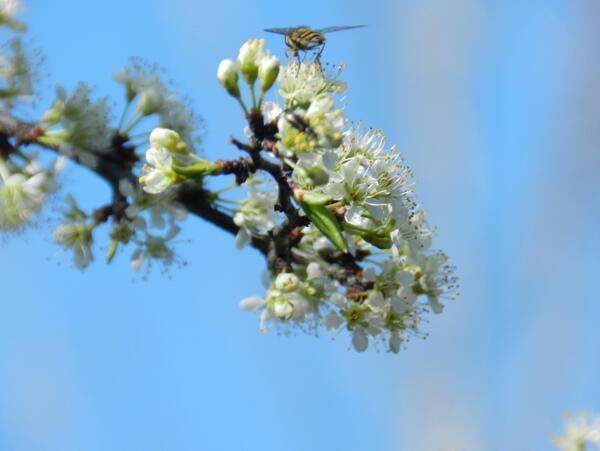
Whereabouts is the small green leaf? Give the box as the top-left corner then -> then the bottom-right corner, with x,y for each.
172,160 -> 220,180
343,220 -> 393,250
300,200 -> 348,253
106,239 -> 118,263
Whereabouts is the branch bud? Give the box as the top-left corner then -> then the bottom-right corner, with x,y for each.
217,59 -> 241,99
150,128 -> 186,153
237,39 -> 264,86
258,56 -> 280,94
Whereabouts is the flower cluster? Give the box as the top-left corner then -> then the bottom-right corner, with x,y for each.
137,39 -> 458,352
40,84 -> 113,153
53,195 -> 95,270
0,155 -> 62,231
139,127 -> 218,194
118,179 -> 187,273
114,59 -> 201,150
204,39 -> 459,352
0,38 -> 35,109
0,0 -> 36,110
0,0 -> 24,32
554,412 -> 600,451
53,180 -> 187,273
217,38 -> 281,113
29,56 -> 205,269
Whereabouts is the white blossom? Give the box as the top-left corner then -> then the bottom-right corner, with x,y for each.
40,84 -> 112,152
130,225 -> 181,272
0,0 -> 23,30
0,159 -> 59,230
53,223 -> 94,270
554,412 -> 600,451
114,60 -> 200,149
233,188 -> 277,249
278,61 -> 346,108
139,147 -> 176,194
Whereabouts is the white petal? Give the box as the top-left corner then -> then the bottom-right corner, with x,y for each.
352,327 -> 369,352
235,228 -> 250,250
330,293 -> 347,307
146,147 -> 172,167
389,332 -> 402,353
365,291 -> 386,310
240,296 -> 265,312
324,311 -> 344,331
142,171 -> 170,194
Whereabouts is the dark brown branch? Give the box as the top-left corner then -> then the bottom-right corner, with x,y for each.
0,111 -> 270,256
230,136 -> 309,268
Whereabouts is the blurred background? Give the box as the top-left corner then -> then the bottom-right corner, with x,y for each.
1,0 -> 599,450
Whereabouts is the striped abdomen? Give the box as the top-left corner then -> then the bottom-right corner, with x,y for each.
285,27 -> 326,51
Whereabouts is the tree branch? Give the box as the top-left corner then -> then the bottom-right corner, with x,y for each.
0,111 -> 270,256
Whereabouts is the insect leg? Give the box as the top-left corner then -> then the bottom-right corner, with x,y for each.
315,43 -> 326,71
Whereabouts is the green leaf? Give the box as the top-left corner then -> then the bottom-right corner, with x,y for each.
106,239 -> 118,263
300,200 -> 348,253
172,160 -> 220,180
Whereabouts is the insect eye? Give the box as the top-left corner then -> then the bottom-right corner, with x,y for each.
283,112 -> 309,131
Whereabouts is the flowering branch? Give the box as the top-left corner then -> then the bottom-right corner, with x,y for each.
0,111 -> 271,255
0,4 -> 458,353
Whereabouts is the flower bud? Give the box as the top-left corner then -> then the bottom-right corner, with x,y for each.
150,128 -> 181,152
137,91 -> 161,116
217,59 -> 240,99
274,272 -> 300,293
41,101 -> 64,124
237,39 -> 264,86
258,56 -> 280,93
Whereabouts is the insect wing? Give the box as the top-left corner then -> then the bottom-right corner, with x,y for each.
264,27 -> 296,35
317,25 -> 366,34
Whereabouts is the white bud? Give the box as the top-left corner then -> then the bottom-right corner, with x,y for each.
274,272 -> 300,293
258,55 -> 280,93
149,128 -> 182,152
237,39 -> 264,86
217,59 -> 240,99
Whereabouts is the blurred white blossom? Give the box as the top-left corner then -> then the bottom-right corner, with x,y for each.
114,59 -> 201,150
40,84 -> 112,152
0,157 -> 62,230
554,412 -> 600,451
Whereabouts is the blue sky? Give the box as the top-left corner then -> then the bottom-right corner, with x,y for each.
0,0 -> 599,450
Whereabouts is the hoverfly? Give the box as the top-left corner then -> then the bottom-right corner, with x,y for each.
264,25 -> 365,60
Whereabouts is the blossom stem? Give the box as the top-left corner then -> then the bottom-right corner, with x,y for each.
237,97 -> 249,116
126,130 -> 152,141
117,100 -> 132,130
212,182 -> 239,194
250,85 -> 258,110
257,91 -> 265,109
121,111 -> 144,135
11,148 -> 31,163
213,201 -> 238,213
215,196 -> 242,205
